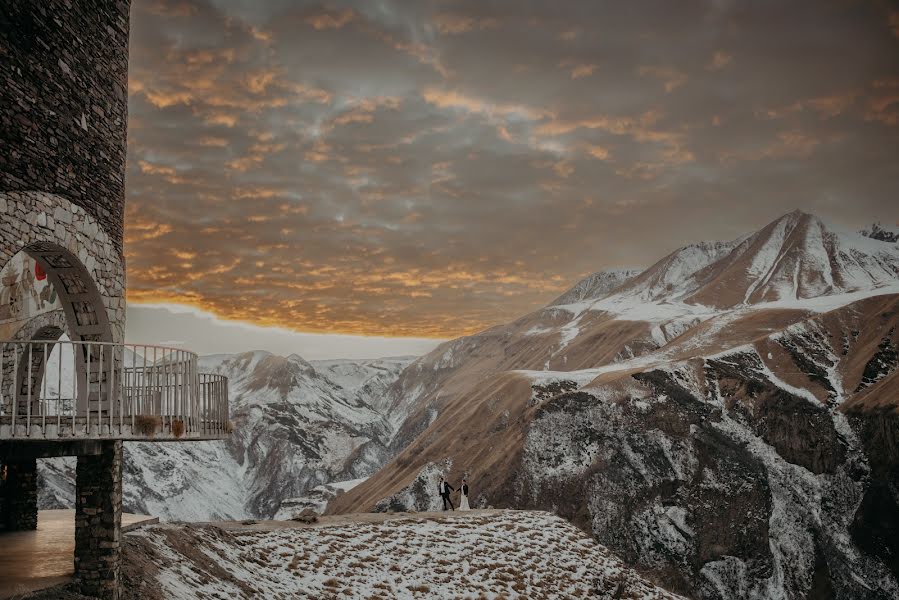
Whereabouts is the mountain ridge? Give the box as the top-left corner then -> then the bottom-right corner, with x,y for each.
329,210 -> 899,599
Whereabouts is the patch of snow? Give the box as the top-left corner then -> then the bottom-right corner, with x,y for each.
132,511 -> 686,599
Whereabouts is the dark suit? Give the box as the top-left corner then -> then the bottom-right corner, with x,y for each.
439,481 -> 455,510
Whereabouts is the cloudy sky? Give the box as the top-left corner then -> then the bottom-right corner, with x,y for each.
124,0 -> 898,354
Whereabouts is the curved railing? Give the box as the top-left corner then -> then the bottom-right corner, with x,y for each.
0,340 -> 229,440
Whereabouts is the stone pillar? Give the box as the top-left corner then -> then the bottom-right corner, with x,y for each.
1,458 -> 38,530
75,440 -> 123,600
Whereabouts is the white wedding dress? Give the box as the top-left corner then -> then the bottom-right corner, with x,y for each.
459,487 -> 471,511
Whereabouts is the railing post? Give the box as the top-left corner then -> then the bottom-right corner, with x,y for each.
85,344 -> 91,436
0,344 -> 5,428
26,344 -> 32,436
42,341 -> 47,434
118,345 -> 123,435
57,340 -> 62,434
12,346 -> 18,437
71,340 -> 76,437
0,344 -> 4,422
98,344 -> 104,436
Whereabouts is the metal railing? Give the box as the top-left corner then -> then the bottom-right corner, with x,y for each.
0,340 -> 229,440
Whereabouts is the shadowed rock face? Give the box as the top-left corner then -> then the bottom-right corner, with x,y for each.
704,355 -> 846,475
513,354 -> 888,598
850,415 -> 899,583
518,377 -> 775,598
856,329 -> 898,392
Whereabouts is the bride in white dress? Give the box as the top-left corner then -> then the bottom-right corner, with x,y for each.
459,479 -> 471,511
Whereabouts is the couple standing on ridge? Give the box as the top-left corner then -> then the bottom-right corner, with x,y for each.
438,476 -> 470,511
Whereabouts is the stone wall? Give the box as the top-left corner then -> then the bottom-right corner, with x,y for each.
1,458 -> 38,530
0,1 -> 131,252
75,440 -> 123,600
0,191 -> 125,343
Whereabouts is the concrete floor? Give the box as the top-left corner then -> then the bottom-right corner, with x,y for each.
0,509 -> 157,599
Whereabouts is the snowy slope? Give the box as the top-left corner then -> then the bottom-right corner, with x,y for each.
123,511 -> 686,600
273,477 -> 368,518
549,267 -> 641,306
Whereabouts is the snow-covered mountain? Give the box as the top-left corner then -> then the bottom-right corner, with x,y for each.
39,352 -> 414,521
330,211 -> 899,599
36,210 -> 899,597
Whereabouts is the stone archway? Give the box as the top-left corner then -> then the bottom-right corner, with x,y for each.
1,243 -> 113,416
0,191 -> 125,345
22,242 -> 112,344
1,192 -> 123,420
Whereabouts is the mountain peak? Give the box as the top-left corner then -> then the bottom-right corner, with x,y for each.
579,210 -> 899,311
550,268 -> 642,306
684,211 -> 899,307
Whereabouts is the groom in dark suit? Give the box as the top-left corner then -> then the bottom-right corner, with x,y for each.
438,477 -> 455,511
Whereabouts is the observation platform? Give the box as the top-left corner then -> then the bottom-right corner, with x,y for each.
0,340 -> 229,441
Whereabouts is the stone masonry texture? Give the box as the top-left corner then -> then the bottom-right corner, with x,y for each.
1,458 -> 38,530
0,1 -> 131,253
75,440 -> 123,600
0,191 -> 126,343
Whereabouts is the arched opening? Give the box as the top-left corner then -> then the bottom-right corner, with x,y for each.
21,242 -> 111,344
1,244 -> 113,422
0,238 -> 227,441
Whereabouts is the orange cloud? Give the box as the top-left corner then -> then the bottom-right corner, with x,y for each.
585,145 -> 611,160
433,14 -> 499,34
250,26 -> 272,42
553,161 -> 575,178
142,1 -> 196,18
806,92 -> 857,118
138,160 -> 176,176
758,91 -> 857,120
144,89 -> 194,108
706,51 -> 732,71
204,113 -> 238,127
422,88 -> 551,121
570,64 -> 598,79
197,136 -> 228,147
125,215 -> 173,244
245,69 -> 279,94
305,9 -> 355,30
763,131 -> 821,159
638,66 -> 688,93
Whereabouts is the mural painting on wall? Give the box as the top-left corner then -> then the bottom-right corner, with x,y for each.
0,251 -> 62,338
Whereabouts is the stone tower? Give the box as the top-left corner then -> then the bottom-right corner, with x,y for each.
0,0 -> 130,345
0,3 -> 230,598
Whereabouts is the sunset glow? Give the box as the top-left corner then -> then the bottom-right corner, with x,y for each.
125,0 -> 899,338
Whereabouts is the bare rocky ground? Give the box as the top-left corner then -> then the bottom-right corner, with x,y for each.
99,510 -> 682,599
